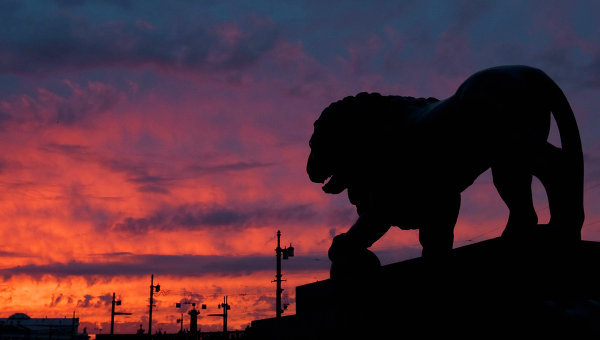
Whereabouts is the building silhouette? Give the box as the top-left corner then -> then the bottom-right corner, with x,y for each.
0,313 -> 89,340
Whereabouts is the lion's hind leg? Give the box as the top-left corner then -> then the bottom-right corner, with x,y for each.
492,165 -> 538,239
531,142 -> 584,241
419,193 -> 460,258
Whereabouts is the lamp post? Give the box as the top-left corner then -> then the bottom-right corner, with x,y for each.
274,230 -> 294,318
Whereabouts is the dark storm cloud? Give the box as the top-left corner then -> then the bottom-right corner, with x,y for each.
0,1 -> 280,75
112,203 -> 317,233
0,253 -> 329,279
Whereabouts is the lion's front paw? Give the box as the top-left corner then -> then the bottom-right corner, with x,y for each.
328,233 -> 381,279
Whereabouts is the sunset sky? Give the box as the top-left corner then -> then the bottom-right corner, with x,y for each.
2,0 -> 600,334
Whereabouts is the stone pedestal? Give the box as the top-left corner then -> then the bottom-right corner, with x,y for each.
249,237 -> 600,339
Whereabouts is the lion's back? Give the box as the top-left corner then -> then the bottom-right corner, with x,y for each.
456,65 -> 553,106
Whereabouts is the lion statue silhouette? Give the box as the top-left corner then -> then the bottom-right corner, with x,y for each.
307,65 -> 584,278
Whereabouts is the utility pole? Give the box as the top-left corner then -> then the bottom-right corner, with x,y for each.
273,230 -> 294,318
148,274 -> 160,337
275,231 -> 282,319
222,296 -> 228,334
111,293 -> 117,334
208,296 -> 230,335
111,292 -> 116,334
111,292 -> 132,334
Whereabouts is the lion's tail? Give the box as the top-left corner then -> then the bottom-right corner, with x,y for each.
550,82 -> 583,160
548,77 -> 585,231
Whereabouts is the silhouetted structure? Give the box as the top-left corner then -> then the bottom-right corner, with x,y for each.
111,292 -> 132,334
188,308 -> 199,334
148,274 -> 161,336
274,230 -> 294,318
307,65 -> 584,278
208,296 -> 230,336
0,313 -> 89,340
248,237 -> 600,339
247,67 -> 598,337
96,330 -> 245,340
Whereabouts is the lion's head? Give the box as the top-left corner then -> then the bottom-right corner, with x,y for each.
307,93 -> 377,194
307,92 -> 438,195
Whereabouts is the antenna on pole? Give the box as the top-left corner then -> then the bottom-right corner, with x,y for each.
111,293 -> 116,335
148,274 -> 160,337
273,230 -> 294,318
110,292 -> 131,335
208,296 -> 230,336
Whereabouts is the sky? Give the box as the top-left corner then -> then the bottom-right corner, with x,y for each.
1,0 -> 600,334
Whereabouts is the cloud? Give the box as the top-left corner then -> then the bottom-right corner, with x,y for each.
187,161 -> 274,176
0,2 -> 279,76
112,203 -> 318,233
0,81 -> 124,128
41,143 -> 91,157
1,0 -> 600,333
53,0 -> 133,10
0,250 -> 35,258
176,290 -> 206,312
0,253 -> 329,279
49,293 -> 64,307
58,80 -> 124,124
76,293 -> 112,308
102,156 -> 273,194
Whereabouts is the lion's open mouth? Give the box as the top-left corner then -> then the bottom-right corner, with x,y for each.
321,175 -> 346,194
320,174 -> 332,187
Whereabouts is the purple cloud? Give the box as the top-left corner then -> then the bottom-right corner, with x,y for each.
111,203 -> 317,233
0,253 -> 329,279
0,2 -> 279,76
